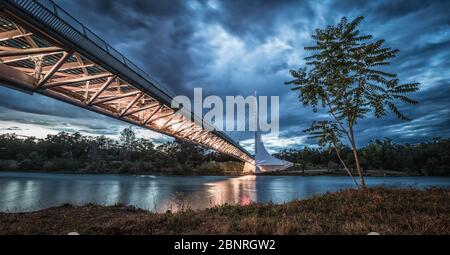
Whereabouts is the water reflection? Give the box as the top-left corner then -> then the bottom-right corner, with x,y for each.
205,175 -> 256,207
0,172 -> 449,212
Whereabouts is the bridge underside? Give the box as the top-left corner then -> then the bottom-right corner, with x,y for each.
0,6 -> 253,164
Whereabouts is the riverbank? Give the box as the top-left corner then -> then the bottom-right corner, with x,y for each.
0,168 -> 247,177
259,169 -> 419,177
0,168 -> 431,177
1,188 -> 448,235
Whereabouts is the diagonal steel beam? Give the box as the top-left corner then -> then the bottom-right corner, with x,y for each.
182,128 -> 198,139
0,32 -> 33,42
198,132 -> 210,143
205,135 -> 218,145
172,120 -> 187,133
0,47 -> 63,58
86,76 -> 116,105
119,92 -> 143,117
71,82 -> 129,92
161,114 -> 185,130
15,25 -> 38,48
36,51 -> 74,88
1,51 -> 63,64
0,30 -> 32,42
14,66 -> 77,78
188,128 -> 203,140
14,62 -> 96,73
41,73 -> 113,89
73,53 -> 91,98
193,131 -> 207,142
142,105 -> 163,125
167,116 -> 186,129
173,122 -> 195,135
58,63 -> 95,72
217,141 -> 227,151
203,137 -> 216,146
0,45 -> 19,51
122,102 -> 159,117
146,111 -> 174,126
91,90 -> 141,106
74,53 -> 89,76
160,115 -> 179,130
214,138 -> 223,147
210,137 -> 220,145
159,114 -> 176,130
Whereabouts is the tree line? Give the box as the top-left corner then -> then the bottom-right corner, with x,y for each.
0,127 -> 242,175
1,129 -> 448,176
274,138 -> 450,176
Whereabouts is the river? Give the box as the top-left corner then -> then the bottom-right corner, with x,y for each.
0,172 -> 449,212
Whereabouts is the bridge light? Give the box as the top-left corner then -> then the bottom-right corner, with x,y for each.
154,118 -> 166,128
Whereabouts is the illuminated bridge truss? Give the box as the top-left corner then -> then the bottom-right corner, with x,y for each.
0,0 -> 254,164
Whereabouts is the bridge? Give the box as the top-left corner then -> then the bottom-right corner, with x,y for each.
0,0 -> 254,165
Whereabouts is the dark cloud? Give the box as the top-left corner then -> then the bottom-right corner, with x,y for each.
0,87 -> 91,118
372,0 -> 439,20
207,0 -> 314,40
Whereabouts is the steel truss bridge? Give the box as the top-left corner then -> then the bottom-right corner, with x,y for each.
0,0 -> 254,164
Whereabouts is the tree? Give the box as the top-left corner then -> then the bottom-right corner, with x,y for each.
286,16 -> 420,189
304,120 -> 360,189
157,139 -> 206,169
120,127 -> 137,160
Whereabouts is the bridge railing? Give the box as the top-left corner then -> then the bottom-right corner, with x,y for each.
11,0 -> 175,97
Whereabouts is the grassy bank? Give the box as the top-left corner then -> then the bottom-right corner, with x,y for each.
1,188 -> 449,235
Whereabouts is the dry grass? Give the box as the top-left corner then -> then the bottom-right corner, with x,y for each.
0,188 -> 448,235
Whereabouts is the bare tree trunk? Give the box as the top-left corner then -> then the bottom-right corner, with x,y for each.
348,125 -> 366,189
332,145 -> 360,189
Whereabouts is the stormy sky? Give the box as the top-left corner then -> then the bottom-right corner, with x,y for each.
0,0 -> 449,153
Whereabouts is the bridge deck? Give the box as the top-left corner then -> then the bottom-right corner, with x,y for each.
0,0 -> 253,164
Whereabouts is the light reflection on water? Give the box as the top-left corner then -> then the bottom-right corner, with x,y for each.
0,172 -> 449,212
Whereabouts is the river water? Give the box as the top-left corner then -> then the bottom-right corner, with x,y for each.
0,172 -> 449,212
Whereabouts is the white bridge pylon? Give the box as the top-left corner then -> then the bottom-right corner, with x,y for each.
241,91 -> 293,173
